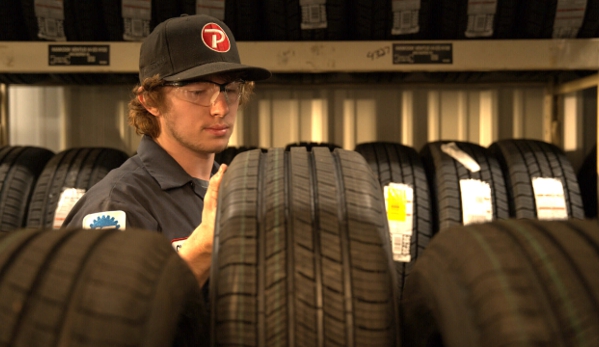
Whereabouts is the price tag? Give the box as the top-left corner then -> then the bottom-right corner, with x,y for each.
53,188 -> 86,229
34,0 -> 66,41
460,179 -> 493,225
122,0 -> 152,41
553,0 -> 587,38
384,183 -> 413,262
465,0 -> 498,38
532,177 -> 568,220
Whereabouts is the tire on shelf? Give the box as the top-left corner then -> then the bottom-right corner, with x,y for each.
0,146 -> 54,236
351,0 -> 434,40
488,139 -> 584,220
21,0 -> 79,41
26,147 -> 130,229
263,0 -> 349,40
285,141 -> 341,151
0,0 -> 29,41
214,146 -> 259,166
211,147 -> 400,347
577,145 -> 597,218
436,0 -> 518,39
0,227 -> 208,347
420,140 -> 509,233
401,218 -> 599,347
354,141 -> 433,298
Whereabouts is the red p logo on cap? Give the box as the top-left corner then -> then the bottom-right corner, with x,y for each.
201,23 -> 231,53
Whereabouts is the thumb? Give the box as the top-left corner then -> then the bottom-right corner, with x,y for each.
203,164 -> 227,212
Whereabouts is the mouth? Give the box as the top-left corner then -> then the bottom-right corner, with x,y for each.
205,124 -> 230,136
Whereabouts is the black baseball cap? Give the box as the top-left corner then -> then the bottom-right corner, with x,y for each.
138,14 -> 271,83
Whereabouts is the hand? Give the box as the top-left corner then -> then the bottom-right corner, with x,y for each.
178,164 -> 227,287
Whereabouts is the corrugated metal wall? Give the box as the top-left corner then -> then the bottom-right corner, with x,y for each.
7,83 -> 596,170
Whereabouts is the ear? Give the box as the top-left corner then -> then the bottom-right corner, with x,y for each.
138,89 -> 160,117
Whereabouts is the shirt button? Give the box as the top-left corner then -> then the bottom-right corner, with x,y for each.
190,182 -> 195,187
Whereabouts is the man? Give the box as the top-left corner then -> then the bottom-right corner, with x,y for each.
62,14 -> 271,287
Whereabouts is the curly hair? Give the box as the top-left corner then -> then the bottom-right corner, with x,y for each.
128,74 -> 256,138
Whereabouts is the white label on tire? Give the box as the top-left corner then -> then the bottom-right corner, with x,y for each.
53,188 -> 86,229
34,0 -> 66,41
532,177 -> 569,220
384,183 -> 414,262
122,0 -> 152,41
465,0 -> 498,38
391,0 -> 421,35
440,142 -> 481,172
553,0 -> 587,38
300,0 -> 327,30
460,179 -> 493,225
196,0 -> 225,20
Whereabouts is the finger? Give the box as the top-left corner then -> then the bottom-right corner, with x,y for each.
204,164 -> 227,210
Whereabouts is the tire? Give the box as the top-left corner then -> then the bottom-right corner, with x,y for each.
0,227 -> 208,347
0,0 -> 29,40
224,0 -> 265,41
420,140 -> 509,233
214,146 -> 259,166
20,0 -> 79,40
578,0 -> 599,38
211,147 -> 400,347
102,0 -> 124,41
401,218 -> 599,347
488,139 -> 585,220
577,145 -> 597,218
515,0 -> 558,38
0,146 -> 54,236
263,0 -> 349,40
285,141 -> 341,151
72,0 -> 110,41
354,142 -> 433,298
26,147 -> 130,229
352,0 -> 434,40
437,0 -> 517,39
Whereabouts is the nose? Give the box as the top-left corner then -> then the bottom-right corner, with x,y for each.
209,91 -> 229,117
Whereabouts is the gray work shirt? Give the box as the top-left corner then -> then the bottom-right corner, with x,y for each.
62,135 -> 219,245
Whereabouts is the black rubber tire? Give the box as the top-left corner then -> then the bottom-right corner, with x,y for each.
352,0 -> 434,40
515,0 -> 558,38
20,0 -> 79,40
0,146 -> 54,236
26,147 -> 130,229
285,141 -> 341,151
224,0 -> 265,41
578,0 -> 599,38
214,146 -> 259,166
0,0 -> 29,40
211,147 -> 400,347
101,0 -> 124,41
488,139 -> 585,220
71,0 -> 110,41
437,0 -> 518,39
0,227 -> 208,347
402,218 -> 599,347
420,140 -> 509,233
263,0 -> 350,40
354,142 -> 433,298
153,0 -> 184,25
577,145 -> 597,218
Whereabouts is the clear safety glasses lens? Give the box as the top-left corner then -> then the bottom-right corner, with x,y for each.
166,80 -> 244,107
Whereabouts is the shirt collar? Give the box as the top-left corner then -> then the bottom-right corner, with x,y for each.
137,135 -> 220,190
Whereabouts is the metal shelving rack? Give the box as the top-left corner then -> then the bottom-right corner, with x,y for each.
1,39 -> 599,212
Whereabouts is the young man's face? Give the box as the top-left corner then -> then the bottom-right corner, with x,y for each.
157,75 -> 241,156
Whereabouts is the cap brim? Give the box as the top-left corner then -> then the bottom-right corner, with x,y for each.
162,62 -> 271,82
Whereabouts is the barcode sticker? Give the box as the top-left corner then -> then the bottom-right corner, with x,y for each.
532,177 -> 569,220
460,179 -> 493,226
553,0 -> 587,38
196,0 -> 225,20
384,183 -> 414,262
53,188 -> 86,229
122,0 -> 151,41
392,0 -> 421,35
465,0 -> 497,38
34,0 -> 66,41
300,0 -> 327,30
